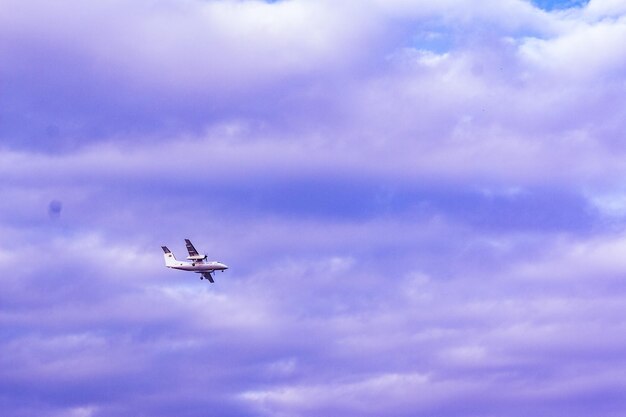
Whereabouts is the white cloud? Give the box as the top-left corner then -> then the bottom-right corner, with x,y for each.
520,17 -> 626,80
513,233 -> 626,281
241,372 -> 432,416
588,191 -> 626,217
585,0 -> 626,18
0,0 -> 379,94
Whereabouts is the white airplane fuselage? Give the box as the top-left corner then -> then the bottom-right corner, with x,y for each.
167,259 -> 228,273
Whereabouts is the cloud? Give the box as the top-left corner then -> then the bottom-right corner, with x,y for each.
3,0 -> 626,416
585,0 -> 626,17
520,17 -> 626,80
0,0 -> 555,149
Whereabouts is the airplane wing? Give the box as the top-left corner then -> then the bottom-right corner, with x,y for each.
185,239 -> 200,257
201,272 -> 214,283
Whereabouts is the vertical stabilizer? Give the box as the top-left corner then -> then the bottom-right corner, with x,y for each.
162,246 -> 177,266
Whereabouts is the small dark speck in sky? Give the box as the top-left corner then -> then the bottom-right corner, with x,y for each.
48,200 -> 62,219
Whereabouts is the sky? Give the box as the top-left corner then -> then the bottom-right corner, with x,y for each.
2,0 -> 626,415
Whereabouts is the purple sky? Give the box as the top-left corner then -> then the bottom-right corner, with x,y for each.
3,0 -> 626,415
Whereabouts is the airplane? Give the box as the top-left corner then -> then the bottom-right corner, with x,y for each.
161,239 -> 228,283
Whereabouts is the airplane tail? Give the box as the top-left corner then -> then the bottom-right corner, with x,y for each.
162,246 -> 177,266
